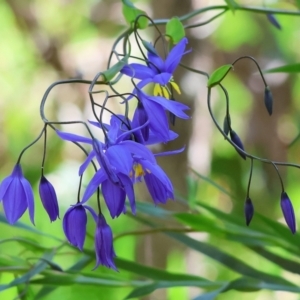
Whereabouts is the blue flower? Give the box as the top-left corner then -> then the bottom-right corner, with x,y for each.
0,164 -> 34,225
63,204 -> 87,250
280,192 -> 296,234
94,214 -> 117,270
132,158 -> 174,204
39,175 -> 59,222
121,37 -> 189,97
63,203 -> 97,250
136,90 -> 189,142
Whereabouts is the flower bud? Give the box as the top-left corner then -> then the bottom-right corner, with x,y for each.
264,86 -> 273,116
39,175 -> 59,222
244,197 -> 254,226
230,130 -> 246,160
280,192 -> 296,234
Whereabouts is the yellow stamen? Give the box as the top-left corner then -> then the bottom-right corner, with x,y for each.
134,163 -> 145,177
161,86 -> 170,99
154,84 -> 162,97
170,81 -> 181,95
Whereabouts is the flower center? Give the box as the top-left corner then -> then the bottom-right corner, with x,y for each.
153,79 -> 181,99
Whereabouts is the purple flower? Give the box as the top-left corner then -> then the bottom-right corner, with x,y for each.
94,214 -> 117,270
63,204 -> 97,250
280,192 -> 296,234
230,130 -> 246,160
0,164 -> 34,225
39,175 -> 59,222
244,197 -> 254,226
133,158 -> 174,204
121,37 -> 189,97
136,90 -> 189,142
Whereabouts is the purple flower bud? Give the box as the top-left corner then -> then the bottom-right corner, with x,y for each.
230,130 -> 246,160
0,164 -> 34,225
94,214 -> 117,270
264,86 -> 273,116
63,205 -> 87,250
280,192 -> 296,234
267,14 -> 281,30
39,175 -> 59,222
244,197 -> 254,226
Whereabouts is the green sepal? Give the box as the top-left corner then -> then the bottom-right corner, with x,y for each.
207,64 -> 233,88
102,57 -> 128,83
122,0 -> 148,29
166,17 -> 185,44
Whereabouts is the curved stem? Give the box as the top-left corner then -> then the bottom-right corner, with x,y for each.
207,87 -> 300,170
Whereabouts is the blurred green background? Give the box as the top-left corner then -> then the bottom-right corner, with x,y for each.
1,0 -> 300,299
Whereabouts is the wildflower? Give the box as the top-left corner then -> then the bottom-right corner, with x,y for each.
136,90 -> 189,142
63,204 -> 87,250
132,158 -> 174,204
230,130 -> 246,160
0,164 -> 34,225
280,191 -> 296,234
121,37 -> 189,97
94,214 -> 117,270
244,197 -> 254,226
39,175 -> 59,222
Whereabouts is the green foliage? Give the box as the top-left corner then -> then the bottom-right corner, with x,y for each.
122,0 -> 148,29
166,17 -> 185,44
224,0 -> 238,12
264,63 -> 300,73
207,64 -> 233,87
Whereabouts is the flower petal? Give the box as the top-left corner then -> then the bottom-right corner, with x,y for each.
165,37 -> 188,73
102,179 -> 126,218
121,64 -> 156,79
152,73 -> 172,86
81,169 -> 107,203
63,205 -> 87,250
147,95 -> 190,119
79,150 -> 96,176
56,130 -> 93,144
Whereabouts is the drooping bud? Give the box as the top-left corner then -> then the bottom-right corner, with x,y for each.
244,197 -> 254,226
264,86 -> 273,116
266,14 -> 281,30
280,191 -> 296,234
230,130 -> 246,160
39,175 -> 59,222
223,114 -> 231,136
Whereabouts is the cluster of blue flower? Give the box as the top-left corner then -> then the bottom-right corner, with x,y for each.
0,37 -> 190,270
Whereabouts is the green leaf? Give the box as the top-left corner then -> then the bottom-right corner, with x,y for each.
224,0 -> 238,12
102,57 -> 128,83
168,232 -> 296,287
264,63 -> 300,73
122,0 -> 148,29
0,251 -> 55,292
166,17 -> 185,44
0,213 -> 61,241
207,64 -> 233,87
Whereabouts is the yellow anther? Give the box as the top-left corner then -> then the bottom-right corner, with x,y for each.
134,163 -> 145,177
154,84 -> 162,97
161,86 -> 170,99
170,81 -> 181,95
